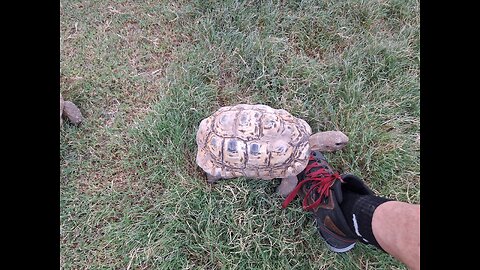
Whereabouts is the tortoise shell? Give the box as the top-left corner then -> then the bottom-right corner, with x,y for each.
196,104 -> 312,180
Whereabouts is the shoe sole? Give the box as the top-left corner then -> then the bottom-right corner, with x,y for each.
325,242 -> 356,253
317,222 -> 356,253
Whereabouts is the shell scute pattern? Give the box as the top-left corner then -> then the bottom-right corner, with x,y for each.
196,104 -> 312,179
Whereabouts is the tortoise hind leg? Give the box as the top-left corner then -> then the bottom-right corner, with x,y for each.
206,173 -> 222,184
277,175 -> 298,197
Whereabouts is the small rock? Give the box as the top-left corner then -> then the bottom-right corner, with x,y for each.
63,101 -> 83,125
60,94 -> 64,126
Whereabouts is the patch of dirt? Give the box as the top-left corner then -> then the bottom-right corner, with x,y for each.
215,54 -> 237,107
184,147 -> 206,180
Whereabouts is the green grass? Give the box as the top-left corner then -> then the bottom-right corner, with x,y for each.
60,0 -> 419,269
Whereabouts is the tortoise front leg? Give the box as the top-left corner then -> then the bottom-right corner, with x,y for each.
277,175 -> 298,197
206,173 -> 222,184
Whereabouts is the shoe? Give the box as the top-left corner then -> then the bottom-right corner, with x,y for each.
282,150 -> 375,252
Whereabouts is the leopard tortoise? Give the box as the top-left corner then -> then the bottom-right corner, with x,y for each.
195,104 -> 348,196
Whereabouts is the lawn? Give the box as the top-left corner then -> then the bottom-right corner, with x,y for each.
60,0 -> 419,269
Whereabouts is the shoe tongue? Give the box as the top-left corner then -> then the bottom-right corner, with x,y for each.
333,180 -> 343,204
307,163 -> 328,174
305,174 -> 342,202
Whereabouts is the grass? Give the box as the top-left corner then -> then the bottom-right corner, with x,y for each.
60,0 -> 419,269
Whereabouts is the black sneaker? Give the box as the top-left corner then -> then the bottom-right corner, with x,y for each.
282,150 -> 375,252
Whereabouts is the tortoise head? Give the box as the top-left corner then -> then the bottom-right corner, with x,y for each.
308,131 -> 349,152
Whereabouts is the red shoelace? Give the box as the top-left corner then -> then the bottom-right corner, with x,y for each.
282,161 -> 341,211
